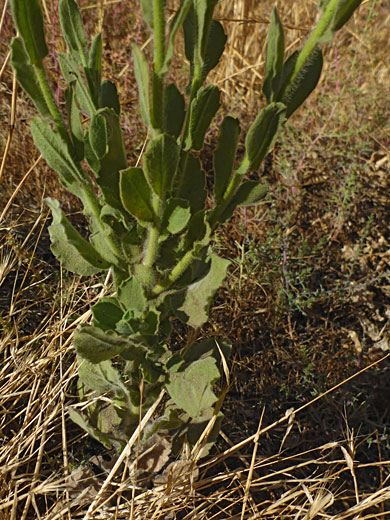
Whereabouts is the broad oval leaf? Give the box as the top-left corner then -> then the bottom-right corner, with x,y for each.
166,357 -> 220,418
92,298 -> 124,331
73,325 -> 129,362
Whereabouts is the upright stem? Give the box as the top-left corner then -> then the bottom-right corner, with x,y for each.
34,64 -> 71,147
151,0 -> 166,130
285,0 -> 340,90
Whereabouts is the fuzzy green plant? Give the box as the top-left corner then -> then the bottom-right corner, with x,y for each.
9,0 -> 362,459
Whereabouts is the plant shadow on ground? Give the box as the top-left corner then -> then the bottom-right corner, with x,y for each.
1,0 -> 390,518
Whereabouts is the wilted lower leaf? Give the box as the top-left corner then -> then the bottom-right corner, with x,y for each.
166,357 -> 220,418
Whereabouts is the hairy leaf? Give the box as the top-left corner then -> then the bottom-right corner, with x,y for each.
242,103 -> 286,172
74,325 -> 130,362
177,154 -> 206,213
179,253 -> 230,328
213,117 -> 240,202
99,80 -> 121,115
92,298 -> 124,331
132,44 -> 151,128
163,84 -> 185,139
166,357 -> 220,418
88,32 -> 102,102
282,47 -> 323,117
117,276 -> 146,313
144,134 -> 179,198
120,167 -> 156,225
263,6 -> 285,103
89,111 -> 108,159
58,52 -> 96,116
30,118 -> 88,194
45,198 -> 110,275
185,85 -> 221,151
10,38 -> 51,118
163,199 -> 191,234
10,0 -> 48,65
201,20 -> 227,80
59,0 -> 88,64
65,86 -> 84,161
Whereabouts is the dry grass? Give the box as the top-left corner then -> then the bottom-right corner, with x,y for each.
1,0 -> 390,518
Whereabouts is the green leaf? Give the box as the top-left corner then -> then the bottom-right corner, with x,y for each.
132,44 -> 151,128
195,0 -> 219,61
59,0 -> 88,65
30,118 -> 88,196
95,109 -> 128,210
183,4 -> 196,65
331,0 -> 362,31
99,80 -> 121,115
58,52 -> 96,116
185,85 -> 221,151
117,276 -> 146,312
163,0 -> 193,73
163,84 -> 185,139
78,357 -> 128,396
263,6 -> 285,103
218,181 -> 268,223
88,32 -> 102,101
10,38 -> 51,118
120,167 -> 156,225
74,325 -> 130,363
45,198 -> 110,275
89,111 -> 108,159
201,20 -> 227,81
184,338 -> 232,365
67,406 -> 114,449
179,252 -> 230,328
243,102 -> 286,172
213,116 -> 240,202
282,47 -> 323,117
176,154 -> 206,213
166,357 -> 220,418
10,0 -> 48,66
92,298 -> 124,331
144,134 -> 179,198
64,86 -> 84,161
232,181 -> 268,207
163,199 -> 191,234
141,0 -> 154,29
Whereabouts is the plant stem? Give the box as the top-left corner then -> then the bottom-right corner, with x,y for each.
151,248 -> 196,296
151,0 -> 166,130
285,0 -> 341,90
34,64 -> 70,146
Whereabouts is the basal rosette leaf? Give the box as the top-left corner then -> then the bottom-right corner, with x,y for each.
166,357 -> 220,418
